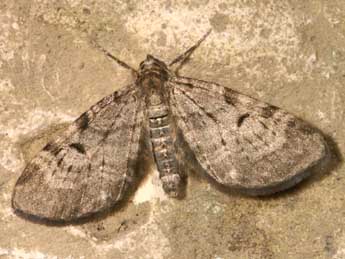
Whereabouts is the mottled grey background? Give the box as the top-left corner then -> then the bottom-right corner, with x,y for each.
0,1 -> 344,258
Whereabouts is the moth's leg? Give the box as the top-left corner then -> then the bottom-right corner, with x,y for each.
90,40 -> 138,76
169,29 -> 212,74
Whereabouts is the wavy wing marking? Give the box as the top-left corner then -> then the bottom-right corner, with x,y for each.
12,85 -> 144,221
170,77 -> 327,195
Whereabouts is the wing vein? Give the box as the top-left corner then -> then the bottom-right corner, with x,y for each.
175,86 -> 230,149
170,87 -> 222,182
117,94 -> 142,202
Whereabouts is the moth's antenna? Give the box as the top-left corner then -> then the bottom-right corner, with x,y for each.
169,29 -> 212,73
90,40 -> 138,75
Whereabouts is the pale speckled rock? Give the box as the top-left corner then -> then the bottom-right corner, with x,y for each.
0,0 -> 344,258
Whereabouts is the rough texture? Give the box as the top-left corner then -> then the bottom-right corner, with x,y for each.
1,0 -> 344,258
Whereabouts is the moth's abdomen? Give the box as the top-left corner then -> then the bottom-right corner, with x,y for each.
147,96 -> 182,197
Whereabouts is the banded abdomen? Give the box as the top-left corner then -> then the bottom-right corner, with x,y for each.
147,91 -> 182,197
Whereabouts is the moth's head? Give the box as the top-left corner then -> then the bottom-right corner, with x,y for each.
138,55 -> 169,76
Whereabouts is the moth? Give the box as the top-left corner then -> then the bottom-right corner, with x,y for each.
12,31 -> 328,221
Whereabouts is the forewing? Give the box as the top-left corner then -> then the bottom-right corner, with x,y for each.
12,85 -> 145,221
170,77 -> 328,195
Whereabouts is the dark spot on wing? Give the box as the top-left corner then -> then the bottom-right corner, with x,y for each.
261,105 -> 279,118
43,142 -> 62,156
53,148 -> 63,156
113,91 -> 120,98
237,113 -> 250,127
102,156 -> 105,168
185,83 -> 195,89
224,88 -> 238,106
77,113 -> 90,131
221,138 -> 226,146
287,120 -> 296,128
177,82 -> 195,89
67,165 -> 73,172
205,110 -> 219,124
224,95 -> 237,106
69,143 -> 86,154
259,120 -> 268,129
57,158 -> 63,166
43,142 -> 55,151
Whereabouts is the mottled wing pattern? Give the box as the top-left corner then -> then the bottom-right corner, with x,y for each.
12,85 -> 144,221
170,77 -> 327,195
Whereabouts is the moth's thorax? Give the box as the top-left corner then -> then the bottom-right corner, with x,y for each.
138,55 -> 169,83
138,55 -> 170,107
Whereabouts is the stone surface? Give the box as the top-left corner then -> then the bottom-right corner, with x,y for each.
0,0 -> 344,258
